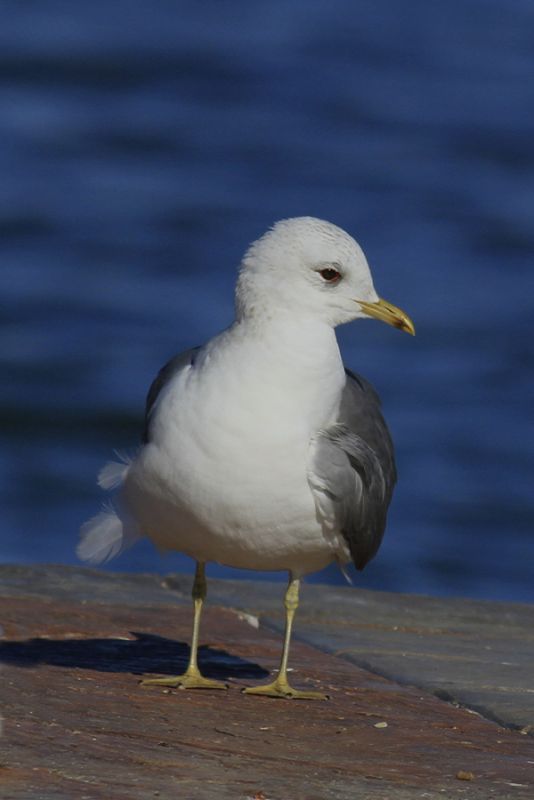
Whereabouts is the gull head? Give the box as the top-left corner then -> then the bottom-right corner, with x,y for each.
236,217 -> 414,333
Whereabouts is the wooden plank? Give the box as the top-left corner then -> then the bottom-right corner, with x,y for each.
1,566 -> 533,799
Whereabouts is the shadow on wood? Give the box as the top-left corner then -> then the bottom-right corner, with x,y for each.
0,631 -> 269,679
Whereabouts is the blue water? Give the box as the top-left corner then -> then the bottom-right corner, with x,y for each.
1,1 -> 533,602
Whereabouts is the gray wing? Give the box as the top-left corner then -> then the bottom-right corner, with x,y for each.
308,369 -> 397,571
142,347 -> 200,444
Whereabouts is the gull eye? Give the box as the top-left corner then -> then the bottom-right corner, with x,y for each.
319,267 -> 341,283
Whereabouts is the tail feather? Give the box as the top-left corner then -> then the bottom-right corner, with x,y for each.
79,452 -> 141,565
77,504 -> 141,565
98,454 -> 132,491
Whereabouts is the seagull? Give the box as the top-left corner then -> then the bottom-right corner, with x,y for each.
78,217 -> 414,700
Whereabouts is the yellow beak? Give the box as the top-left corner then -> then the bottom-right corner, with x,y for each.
358,297 -> 415,336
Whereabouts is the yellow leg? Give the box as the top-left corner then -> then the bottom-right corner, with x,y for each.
243,574 -> 328,700
141,562 -> 228,690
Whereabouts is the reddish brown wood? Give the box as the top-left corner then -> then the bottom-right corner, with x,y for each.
1,586 -> 533,800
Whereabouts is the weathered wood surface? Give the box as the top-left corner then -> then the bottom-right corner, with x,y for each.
1,565 -> 533,799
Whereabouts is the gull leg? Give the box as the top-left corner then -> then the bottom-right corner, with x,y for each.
141,561 -> 228,690
243,574 -> 328,700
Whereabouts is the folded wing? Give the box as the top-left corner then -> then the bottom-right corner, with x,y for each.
308,369 -> 397,570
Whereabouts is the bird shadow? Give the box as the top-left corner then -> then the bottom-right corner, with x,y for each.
0,631 -> 269,680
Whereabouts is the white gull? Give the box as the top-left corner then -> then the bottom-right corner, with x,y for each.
78,216 -> 414,699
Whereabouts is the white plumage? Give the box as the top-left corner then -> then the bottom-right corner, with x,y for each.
78,216 -> 414,699
79,217 -> 412,579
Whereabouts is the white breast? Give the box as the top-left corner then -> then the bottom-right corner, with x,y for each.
122,316 -> 349,574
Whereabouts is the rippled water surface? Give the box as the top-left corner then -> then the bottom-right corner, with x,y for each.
1,1 -> 533,601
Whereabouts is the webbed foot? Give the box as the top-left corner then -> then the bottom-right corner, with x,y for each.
243,677 -> 328,701
141,668 -> 228,691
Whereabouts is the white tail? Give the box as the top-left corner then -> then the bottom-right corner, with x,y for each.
98,453 -> 132,490
78,453 -> 140,564
77,508 -> 123,564
77,504 -> 141,565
